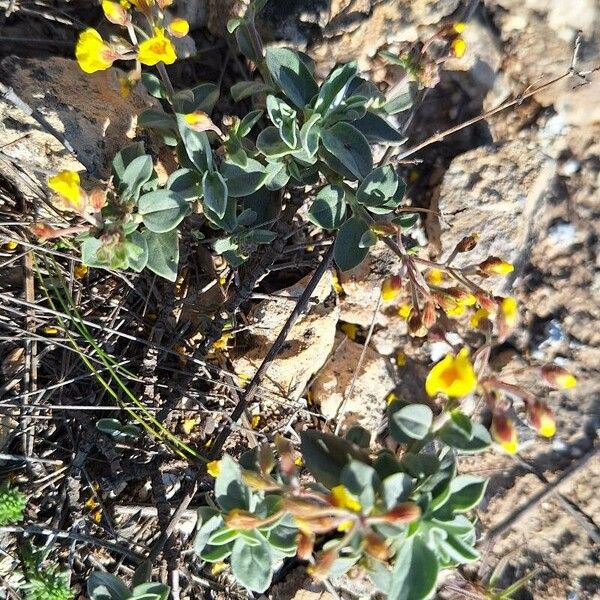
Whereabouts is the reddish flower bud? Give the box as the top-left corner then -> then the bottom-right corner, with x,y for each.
478,257 -> 514,276
541,365 -> 577,390
381,275 -> 402,301
422,300 -> 437,328
364,533 -> 389,560
376,502 -> 421,524
308,549 -> 338,582
296,531 -> 315,561
491,412 -> 518,454
527,400 -> 556,437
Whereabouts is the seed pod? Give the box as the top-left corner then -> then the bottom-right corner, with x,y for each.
364,533 -> 390,560
454,233 -> 479,253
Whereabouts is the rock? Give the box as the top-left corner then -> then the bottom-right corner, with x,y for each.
202,0 -> 461,74
338,241 -> 401,328
312,332 -> 394,434
231,271 -> 339,400
429,139 -> 554,294
0,56 -> 155,191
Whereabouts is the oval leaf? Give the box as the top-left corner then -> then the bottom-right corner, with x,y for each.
321,122 -> 372,180
334,216 -> 369,271
202,171 -> 228,219
265,47 -> 318,109
230,535 -> 273,593
307,184 -> 346,230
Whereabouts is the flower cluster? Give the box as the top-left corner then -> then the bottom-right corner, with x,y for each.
75,0 -> 189,84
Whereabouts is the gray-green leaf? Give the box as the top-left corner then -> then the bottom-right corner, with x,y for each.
307,184 -> 346,230
230,534 -> 273,593
202,171 -> 228,219
265,47 -> 318,109
321,122 -> 372,180
334,216 -> 369,271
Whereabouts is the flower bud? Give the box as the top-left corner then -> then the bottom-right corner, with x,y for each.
102,1 -> 130,26
454,233 -> 479,253
422,300 -> 437,328
225,509 -> 263,529
496,296 -> 518,342
377,502 -> 421,524
241,470 -> 277,491
31,223 -> 57,240
370,222 -> 396,236
478,257 -> 514,276
89,188 -> 107,211
168,17 -> 190,38
308,549 -> 338,582
296,531 -> 315,560
491,412 -> 518,454
364,533 -> 389,560
381,275 -> 402,301
450,37 -> 467,58
527,400 -> 556,438
407,311 -> 427,337
445,287 -> 477,305
475,292 -> 497,312
541,365 -> 577,390
183,112 -> 221,135
294,515 -> 346,534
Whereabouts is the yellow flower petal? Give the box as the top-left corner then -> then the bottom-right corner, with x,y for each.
425,347 -> 477,398
168,18 -> 190,38
330,485 -> 361,512
453,22 -> 466,34
76,28 -> 116,73
206,460 -> 221,477
491,414 -> 518,454
470,307 -> 489,329
74,264 -> 88,279
340,322 -> 358,341
3,241 -> 18,251
385,391 -> 398,405
381,275 -> 401,301
138,28 -> 177,66
426,269 -> 444,286
396,352 -> 406,367
500,296 -> 518,328
451,38 -> 467,58
102,0 -> 129,25
398,303 -> 411,319
48,170 -> 81,207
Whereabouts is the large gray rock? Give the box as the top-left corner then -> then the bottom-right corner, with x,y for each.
429,139 -> 555,294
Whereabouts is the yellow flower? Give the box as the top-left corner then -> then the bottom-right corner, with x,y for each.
453,22 -> 466,34
212,332 -> 232,351
138,28 -> 177,66
84,496 -> 99,511
396,352 -> 406,367
168,18 -> 190,38
499,296 -> 518,328
491,413 -> 518,454
398,303 -> 411,319
385,391 -> 398,405
451,37 -> 467,58
118,76 -> 135,98
206,460 -> 221,477
425,347 -> 477,397
478,257 -> 514,276
75,28 -> 117,73
120,0 -> 131,7
250,414 -> 261,429
91,508 -> 103,523
381,275 -> 401,302
42,326 -> 59,336
294,455 -> 304,467
102,1 -> 130,26
331,274 -> 344,295
470,308 -> 489,329
337,519 -> 354,532
445,301 -> 466,318
330,485 -> 361,512
211,562 -> 227,576
175,344 -> 188,365
3,240 -> 18,251
48,170 -> 83,211
426,269 -> 444,286
340,322 -> 358,341
74,264 -> 88,279
182,418 -> 197,435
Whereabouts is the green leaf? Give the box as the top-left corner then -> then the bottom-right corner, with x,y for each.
359,229 -> 378,248
235,21 -> 263,62
353,111 -> 408,145
138,190 -> 190,233
438,421 -> 491,454
401,454 -> 440,479
167,169 -> 202,200
307,184 -> 346,230
208,527 -> 240,546
119,155 -> 154,202
230,535 -> 273,593
202,171 -> 228,219
300,430 -> 367,488
81,237 -> 105,267
143,230 -> 179,282
356,165 -> 399,207
345,425 -> 371,448
176,119 -> 213,172
436,476 -> 487,514
190,83 -> 219,113
300,112 -> 321,157
367,560 -> 393,594
231,81 -> 273,102
141,72 -> 167,99
214,454 -> 250,511
238,109 -> 264,136
266,95 -> 299,148
87,572 -> 130,600
382,81 -> 418,115
137,109 -> 177,132
130,582 -> 170,600
438,534 -> 479,563
256,126 -> 293,158
193,509 -> 222,554
266,525 -> 298,556
334,216 -> 369,271
127,231 -> 148,272
265,47 -> 318,109
321,122 -> 372,180
382,473 -> 413,510
390,404 -> 433,440
200,543 -> 233,562
389,537 -> 439,600
264,161 -> 290,190
341,460 -> 378,513
314,62 -> 357,116
112,142 -> 145,184
220,159 -> 267,197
